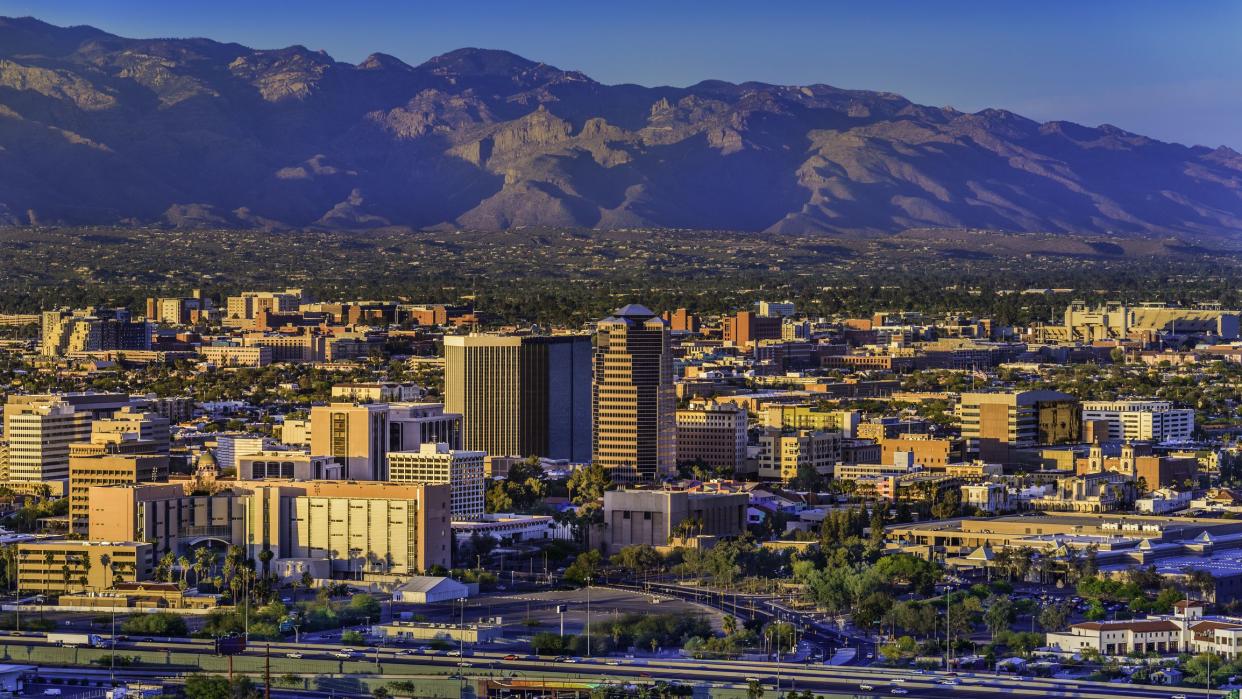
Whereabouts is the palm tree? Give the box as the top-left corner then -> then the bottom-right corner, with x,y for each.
177,555 -> 191,590
192,547 -> 208,589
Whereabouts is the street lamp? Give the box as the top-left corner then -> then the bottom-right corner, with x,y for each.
585,576 -> 592,658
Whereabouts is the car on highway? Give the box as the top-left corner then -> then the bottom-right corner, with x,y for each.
1171,695 -> 1187,699
331,651 -> 351,659
891,690 -> 908,696
446,650 -> 461,656
457,661 -> 472,667
285,652 -> 303,659
503,654 -> 518,660
938,679 -> 959,685
605,660 -> 621,666
859,684 -> 874,691
42,690 -> 61,696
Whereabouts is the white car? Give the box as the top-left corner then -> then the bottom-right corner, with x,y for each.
42,691 -> 62,697
332,651 -> 351,659
891,690 -> 908,696
859,685 -> 874,691
286,652 -> 303,659
1170,695 -> 1186,699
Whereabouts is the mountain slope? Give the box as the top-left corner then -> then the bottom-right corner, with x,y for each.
0,16 -> 1239,235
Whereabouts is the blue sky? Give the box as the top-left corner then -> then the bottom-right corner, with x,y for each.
3,0 -> 1239,148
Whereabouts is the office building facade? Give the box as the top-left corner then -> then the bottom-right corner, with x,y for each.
592,305 -> 675,483
445,334 -> 591,462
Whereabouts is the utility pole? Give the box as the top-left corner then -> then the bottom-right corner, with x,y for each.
264,644 -> 271,699
586,576 -> 592,657
111,605 -> 117,682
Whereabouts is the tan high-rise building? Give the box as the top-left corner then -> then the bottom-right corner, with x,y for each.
592,305 -> 675,483
310,402 -> 390,480
2,401 -> 91,490
675,404 -> 747,473
444,334 -> 591,462
959,390 -> 1081,462
69,452 -> 168,533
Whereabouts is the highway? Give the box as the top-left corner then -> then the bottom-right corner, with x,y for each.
0,633 -> 1216,699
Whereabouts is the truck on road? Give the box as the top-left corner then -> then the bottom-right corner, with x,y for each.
46,632 -> 103,647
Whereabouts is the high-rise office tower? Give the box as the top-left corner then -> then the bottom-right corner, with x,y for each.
444,335 -> 591,462
309,403 -> 390,480
592,304 -> 675,483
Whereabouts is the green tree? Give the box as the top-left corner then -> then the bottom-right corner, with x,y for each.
984,597 -> 1015,640
564,550 -> 602,586
1037,602 -> 1071,632
567,463 -> 612,505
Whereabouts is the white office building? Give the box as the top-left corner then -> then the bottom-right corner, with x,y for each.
1082,400 -> 1194,443
387,443 -> 485,520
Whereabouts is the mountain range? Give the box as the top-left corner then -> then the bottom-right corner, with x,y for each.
0,16 -> 1240,236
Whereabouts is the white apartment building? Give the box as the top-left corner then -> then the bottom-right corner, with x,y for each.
1082,400 -> 1195,443
214,434 -> 269,471
2,401 -> 91,488
387,443 -> 485,520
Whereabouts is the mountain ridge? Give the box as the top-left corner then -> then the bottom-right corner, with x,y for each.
0,17 -> 1239,236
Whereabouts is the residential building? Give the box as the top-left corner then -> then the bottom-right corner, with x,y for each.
40,307 -> 150,357
757,429 -> 842,482
593,305 -> 675,483
1081,400 -> 1195,443
600,488 -> 747,554
675,404 -> 747,472
760,405 -> 859,437
200,345 -> 272,367
445,334 -> 591,462
223,289 -> 303,329
331,382 -> 424,403
387,443 -> 486,520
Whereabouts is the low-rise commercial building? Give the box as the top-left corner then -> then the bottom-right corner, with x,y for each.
16,540 -> 153,594
600,488 -> 747,555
